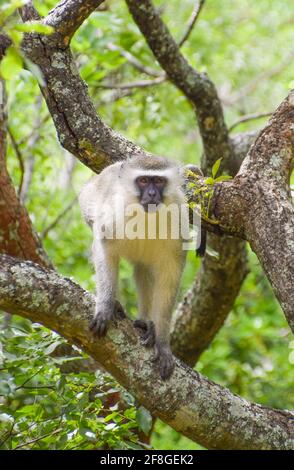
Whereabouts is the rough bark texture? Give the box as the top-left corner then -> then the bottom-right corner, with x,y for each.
212,91 -> 294,330
0,79 -> 52,268
0,255 -> 293,451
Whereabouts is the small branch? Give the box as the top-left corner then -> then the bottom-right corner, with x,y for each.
229,111 -> 273,132
178,0 -> 206,48
7,127 -> 25,196
19,95 -> 44,203
107,43 -> 163,77
14,428 -> 62,449
97,75 -> 166,90
225,50 -> 294,105
41,196 -> 78,240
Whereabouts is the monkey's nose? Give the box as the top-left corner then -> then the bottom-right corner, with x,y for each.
148,188 -> 156,197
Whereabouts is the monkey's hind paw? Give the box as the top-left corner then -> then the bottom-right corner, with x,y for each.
134,320 -> 156,348
152,343 -> 175,380
159,353 -> 175,380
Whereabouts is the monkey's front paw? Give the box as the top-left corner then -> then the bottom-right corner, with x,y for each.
134,320 -> 156,348
89,310 -> 110,336
90,301 -> 115,337
152,342 -> 175,380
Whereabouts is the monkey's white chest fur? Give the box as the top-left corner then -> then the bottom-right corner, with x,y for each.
105,200 -> 185,265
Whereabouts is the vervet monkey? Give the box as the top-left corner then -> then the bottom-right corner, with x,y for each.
79,154 -> 189,379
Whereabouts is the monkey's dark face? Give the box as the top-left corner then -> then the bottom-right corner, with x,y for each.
135,175 -> 167,212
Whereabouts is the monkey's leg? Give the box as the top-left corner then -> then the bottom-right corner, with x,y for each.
133,264 -> 156,347
90,239 -> 119,336
150,263 -> 183,380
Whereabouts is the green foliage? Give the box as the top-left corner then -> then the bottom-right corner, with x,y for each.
0,315 -> 147,450
1,0 -> 293,451
0,46 -> 23,80
187,158 -> 231,222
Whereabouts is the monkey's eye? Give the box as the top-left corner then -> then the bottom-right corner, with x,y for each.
137,176 -> 149,185
154,176 -> 166,185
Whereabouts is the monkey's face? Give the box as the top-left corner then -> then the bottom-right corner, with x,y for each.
135,175 -> 167,212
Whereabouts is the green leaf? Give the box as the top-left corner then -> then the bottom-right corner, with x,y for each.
204,177 -> 215,185
0,1 -> 27,24
14,22 -> 54,35
211,158 -> 222,178
214,175 -> 232,182
0,46 -> 23,79
136,406 -> 152,435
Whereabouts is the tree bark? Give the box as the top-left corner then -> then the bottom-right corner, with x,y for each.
0,255 -> 293,451
0,78 -> 52,268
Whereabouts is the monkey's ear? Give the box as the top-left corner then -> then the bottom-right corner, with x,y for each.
184,164 -> 203,177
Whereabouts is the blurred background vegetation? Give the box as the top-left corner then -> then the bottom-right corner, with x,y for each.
0,0 -> 293,450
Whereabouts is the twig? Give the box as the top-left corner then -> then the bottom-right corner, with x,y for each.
228,111 -> 272,132
97,75 -> 166,90
107,43 -> 163,77
41,196 -> 78,240
13,428 -> 62,449
225,50 -> 294,105
20,94 -> 43,203
7,127 -> 25,195
18,114 -> 50,147
178,0 -> 206,47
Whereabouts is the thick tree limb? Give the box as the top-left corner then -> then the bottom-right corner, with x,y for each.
21,0 -> 106,46
0,255 -> 293,450
20,31 -> 145,172
213,91 -> 294,330
0,79 -> 52,268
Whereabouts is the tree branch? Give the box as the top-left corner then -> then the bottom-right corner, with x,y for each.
0,78 -> 52,269
107,43 -> 163,78
20,1 -> 106,47
214,90 -> 294,330
225,50 -> 294,106
0,255 -> 292,450
97,75 -> 166,90
228,112 -> 273,132
178,0 -> 206,48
